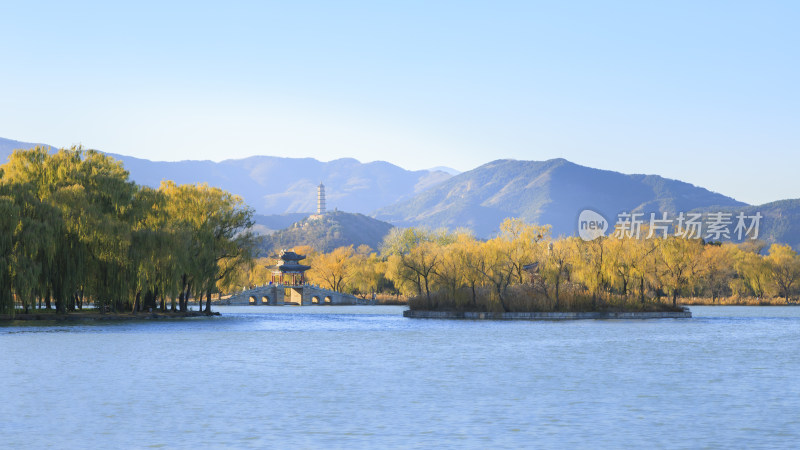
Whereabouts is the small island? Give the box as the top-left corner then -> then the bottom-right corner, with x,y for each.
376,217 -> 800,320
403,282 -> 692,320
403,309 -> 691,320
385,223 -> 701,320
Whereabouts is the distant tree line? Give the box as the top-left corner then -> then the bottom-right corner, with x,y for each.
0,147 -> 257,315
238,218 -> 800,312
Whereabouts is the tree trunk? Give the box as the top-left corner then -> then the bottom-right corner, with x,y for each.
178,274 -> 188,312
471,283 -> 477,306
498,295 -> 508,312
186,282 -> 193,311
554,276 -> 560,309
495,283 -> 509,312
45,291 -> 51,310
132,291 -> 140,314
640,277 -> 645,304
204,291 -> 212,313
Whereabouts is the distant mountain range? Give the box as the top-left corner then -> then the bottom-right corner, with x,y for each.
0,138 -> 50,157
374,158 -> 799,247
3,136 -> 798,249
0,137 -> 451,215
428,166 -> 461,176
373,158 -> 747,235
691,199 -> 800,250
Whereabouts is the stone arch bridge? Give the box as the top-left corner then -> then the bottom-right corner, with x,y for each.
224,284 -> 369,306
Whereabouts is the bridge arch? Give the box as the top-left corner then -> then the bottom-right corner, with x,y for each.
261,295 -> 270,305
249,296 -> 257,304
312,296 -> 320,304
324,296 -> 332,304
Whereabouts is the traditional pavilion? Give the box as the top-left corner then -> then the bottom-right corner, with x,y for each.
270,250 -> 311,286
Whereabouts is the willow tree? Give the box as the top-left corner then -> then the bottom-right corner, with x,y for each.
0,174 -> 51,314
347,247 -> 387,299
570,237 -> 608,307
0,192 -> 18,313
161,181 -> 256,313
542,239 -> 572,308
126,187 -> 187,312
1,149 -> 53,311
1,147 -> 93,312
431,232 -> 475,306
383,227 -> 455,301
469,237 -> 519,311
766,244 -> 800,301
310,245 -> 354,292
658,237 -> 704,307
498,218 -> 550,284
698,243 -> 736,301
45,148 -> 137,312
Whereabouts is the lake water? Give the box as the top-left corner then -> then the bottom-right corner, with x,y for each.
2,306 -> 799,449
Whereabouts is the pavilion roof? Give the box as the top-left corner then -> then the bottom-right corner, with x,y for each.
278,250 -> 306,262
272,249 -> 310,273
272,261 -> 311,273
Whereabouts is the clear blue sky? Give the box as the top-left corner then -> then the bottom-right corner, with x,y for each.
1,1 -> 797,205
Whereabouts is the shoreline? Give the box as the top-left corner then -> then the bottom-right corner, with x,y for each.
0,310 -> 220,323
679,300 -> 798,306
404,308 -> 692,320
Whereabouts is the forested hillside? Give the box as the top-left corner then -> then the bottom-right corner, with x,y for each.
260,211 -> 393,254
